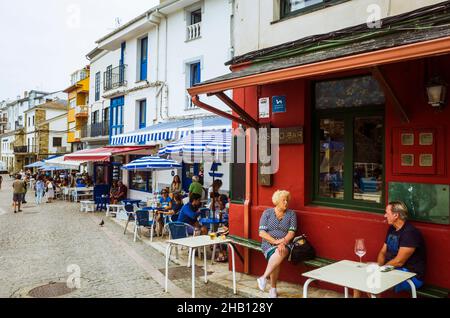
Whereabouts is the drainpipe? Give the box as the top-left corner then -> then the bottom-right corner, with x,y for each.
149,9 -> 169,122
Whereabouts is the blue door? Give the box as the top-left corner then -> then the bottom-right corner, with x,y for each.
109,96 -> 124,139
140,37 -> 148,81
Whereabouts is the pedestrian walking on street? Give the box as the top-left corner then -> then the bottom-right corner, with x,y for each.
12,174 -> 25,213
22,175 -> 28,204
46,178 -> 55,203
35,177 -> 45,205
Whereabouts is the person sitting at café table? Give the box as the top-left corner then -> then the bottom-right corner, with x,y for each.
110,181 -> 128,204
168,194 -> 184,222
208,179 -> 223,211
170,175 -> 182,198
353,201 -> 426,298
257,190 -> 297,299
177,193 -> 206,235
110,181 -> 118,199
155,189 -> 173,236
188,176 -> 204,198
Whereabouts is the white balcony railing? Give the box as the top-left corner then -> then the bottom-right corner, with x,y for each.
75,105 -> 88,116
186,22 -> 201,41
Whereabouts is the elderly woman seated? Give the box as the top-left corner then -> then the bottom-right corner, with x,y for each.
257,190 -> 297,298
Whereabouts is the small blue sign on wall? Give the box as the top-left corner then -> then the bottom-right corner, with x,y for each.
272,96 -> 286,113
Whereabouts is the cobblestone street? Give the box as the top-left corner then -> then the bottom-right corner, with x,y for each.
0,178 -> 246,298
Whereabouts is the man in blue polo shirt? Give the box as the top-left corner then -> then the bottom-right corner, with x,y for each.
178,193 -> 202,234
354,201 -> 426,298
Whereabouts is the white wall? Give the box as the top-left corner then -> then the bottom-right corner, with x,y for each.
163,0 -> 233,118
96,0 -> 233,137
88,49 -> 122,121
233,0 -> 446,56
48,116 -> 69,154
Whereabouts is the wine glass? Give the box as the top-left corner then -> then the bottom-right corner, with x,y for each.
354,239 -> 367,267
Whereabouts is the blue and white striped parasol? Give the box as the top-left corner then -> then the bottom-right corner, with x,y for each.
158,130 -> 231,157
25,161 -> 46,168
121,156 -> 182,171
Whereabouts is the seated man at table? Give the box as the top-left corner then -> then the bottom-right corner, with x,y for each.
177,193 -> 205,235
155,189 -> 173,236
354,201 -> 426,298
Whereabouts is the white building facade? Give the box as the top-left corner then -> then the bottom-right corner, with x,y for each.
86,0 -> 234,200
232,0 -> 446,55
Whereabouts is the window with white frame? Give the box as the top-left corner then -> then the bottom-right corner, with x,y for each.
280,0 -> 344,18
186,61 -> 201,109
186,7 -> 202,41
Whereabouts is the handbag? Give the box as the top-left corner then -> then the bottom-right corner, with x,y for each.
288,235 -> 316,264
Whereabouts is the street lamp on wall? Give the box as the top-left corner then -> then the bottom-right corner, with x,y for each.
426,77 -> 448,109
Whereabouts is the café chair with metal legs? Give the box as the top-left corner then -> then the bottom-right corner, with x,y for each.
133,210 -> 156,243
123,204 -> 136,235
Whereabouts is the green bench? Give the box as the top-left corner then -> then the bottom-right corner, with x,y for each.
227,235 -> 449,298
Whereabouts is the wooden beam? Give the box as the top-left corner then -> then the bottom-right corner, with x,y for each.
371,66 -> 410,123
191,95 -> 249,128
214,92 -> 260,129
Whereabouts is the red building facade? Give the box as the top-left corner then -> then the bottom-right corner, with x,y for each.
189,3 -> 450,293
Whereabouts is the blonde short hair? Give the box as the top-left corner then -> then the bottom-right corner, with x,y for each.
272,190 -> 291,206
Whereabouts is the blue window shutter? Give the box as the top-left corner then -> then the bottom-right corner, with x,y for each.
140,37 -> 148,81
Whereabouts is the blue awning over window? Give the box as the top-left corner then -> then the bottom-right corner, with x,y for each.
110,117 -> 232,146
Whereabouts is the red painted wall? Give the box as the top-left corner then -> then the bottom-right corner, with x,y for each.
229,56 -> 450,291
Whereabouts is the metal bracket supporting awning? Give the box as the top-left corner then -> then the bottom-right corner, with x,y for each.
191,95 -> 259,129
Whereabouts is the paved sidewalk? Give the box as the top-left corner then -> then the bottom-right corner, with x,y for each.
112,217 -> 344,299
0,176 -> 342,298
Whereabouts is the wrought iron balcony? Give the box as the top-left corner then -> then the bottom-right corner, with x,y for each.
104,65 -> 127,91
14,145 -> 36,153
81,122 -> 110,139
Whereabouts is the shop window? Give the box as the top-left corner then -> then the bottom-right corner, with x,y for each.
129,156 -> 153,193
313,75 -> 385,212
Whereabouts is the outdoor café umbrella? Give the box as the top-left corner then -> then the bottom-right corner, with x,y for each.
25,161 -> 46,168
122,156 -> 182,193
121,156 -> 182,171
158,129 -> 231,160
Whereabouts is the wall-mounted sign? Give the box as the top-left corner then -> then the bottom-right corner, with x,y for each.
258,97 -> 270,119
272,96 -> 287,113
419,133 -> 433,146
401,133 -> 414,146
279,127 -> 304,145
420,154 -> 433,167
401,154 -> 414,167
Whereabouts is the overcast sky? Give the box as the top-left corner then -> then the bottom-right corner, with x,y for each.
0,0 -> 159,101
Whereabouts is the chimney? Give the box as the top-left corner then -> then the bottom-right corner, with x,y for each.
24,91 -> 28,98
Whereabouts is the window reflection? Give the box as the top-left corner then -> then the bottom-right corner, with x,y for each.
319,119 -> 345,199
353,117 -> 383,203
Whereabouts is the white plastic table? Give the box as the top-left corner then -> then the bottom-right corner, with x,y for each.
302,260 -> 417,298
71,187 -> 94,202
106,204 -> 125,217
165,235 -> 237,298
